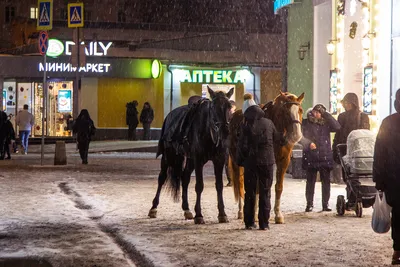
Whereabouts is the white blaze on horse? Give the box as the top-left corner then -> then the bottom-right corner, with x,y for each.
228,91 -> 304,224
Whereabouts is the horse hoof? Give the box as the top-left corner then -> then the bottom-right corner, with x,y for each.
194,217 -> 205,224
275,216 -> 284,224
184,210 -> 194,220
148,209 -> 157,218
218,216 -> 229,223
238,211 -> 243,220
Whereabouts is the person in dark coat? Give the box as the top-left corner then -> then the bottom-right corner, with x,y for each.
237,101 -> 286,230
300,104 -> 341,212
373,89 -> 400,265
225,99 -> 237,187
3,113 -> 15,160
140,102 -> 154,140
73,109 -> 96,164
332,93 -> 370,208
0,111 -> 7,160
126,100 -> 139,141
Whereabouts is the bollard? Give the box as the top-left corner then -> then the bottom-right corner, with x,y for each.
54,141 -> 67,165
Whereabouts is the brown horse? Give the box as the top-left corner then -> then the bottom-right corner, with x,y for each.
228,92 -> 304,224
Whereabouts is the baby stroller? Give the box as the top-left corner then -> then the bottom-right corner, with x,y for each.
336,129 -> 380,217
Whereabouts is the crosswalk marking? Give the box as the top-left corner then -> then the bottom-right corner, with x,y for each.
39,4 -> 50,23
70,7 -> 81,22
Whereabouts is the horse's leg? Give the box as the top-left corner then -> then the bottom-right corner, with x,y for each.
274,152 -> 291,224
213,158 -> 228,223
148,155 -> 168,218
238,165 -> 245,220
182,159 -> 194,220
194,161 -> 206,224
255,183 -> 259,222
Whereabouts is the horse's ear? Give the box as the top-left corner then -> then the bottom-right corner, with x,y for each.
280,91 -> 286,97
297,92 -> 305,103
208,86 -> 215,99
226,87 -> 234,99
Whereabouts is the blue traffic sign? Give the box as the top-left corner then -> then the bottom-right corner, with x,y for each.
68,3 -> 84,28
37,0 -> 53,30
38,31 -> 49,55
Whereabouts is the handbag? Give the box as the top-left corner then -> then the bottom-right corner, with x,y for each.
371,191 -> 392,234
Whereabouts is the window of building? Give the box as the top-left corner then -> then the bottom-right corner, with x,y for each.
60,8 -> 67,20
84,10 -> 92,21
30,7 -> 38,19
117,10 -> 126,23
5,6 -> 15,23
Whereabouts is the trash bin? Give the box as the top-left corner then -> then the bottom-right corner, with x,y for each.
287,144 -> 307,179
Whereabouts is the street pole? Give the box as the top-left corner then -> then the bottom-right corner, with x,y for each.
41,54 -> 47,165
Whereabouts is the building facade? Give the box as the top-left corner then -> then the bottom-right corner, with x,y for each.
0,0 -> 286,139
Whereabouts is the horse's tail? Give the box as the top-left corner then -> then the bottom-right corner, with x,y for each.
228,155 -> 244,202
164,149 -> 185,202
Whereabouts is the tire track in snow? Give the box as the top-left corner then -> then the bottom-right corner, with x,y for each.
59,182 -> 155,267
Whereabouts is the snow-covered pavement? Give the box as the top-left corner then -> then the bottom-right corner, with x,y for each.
0,152 -> 394,266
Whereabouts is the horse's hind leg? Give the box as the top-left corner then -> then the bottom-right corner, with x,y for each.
194,162 -> 206,224
182,159 -> 194,220
148,155 -> 168,218
214,158 -> 229,223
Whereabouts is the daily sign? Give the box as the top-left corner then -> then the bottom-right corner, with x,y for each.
46,39 -> 112,57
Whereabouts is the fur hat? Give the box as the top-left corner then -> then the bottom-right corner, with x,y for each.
242,93 -> 257,113
395,89 -> 400,113
312,104 -> 326,114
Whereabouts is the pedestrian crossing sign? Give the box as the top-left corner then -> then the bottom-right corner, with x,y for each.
37,0 -> 53,30
68,3 -> 84,28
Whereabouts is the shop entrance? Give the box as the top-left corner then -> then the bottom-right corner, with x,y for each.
2,80 -> 73,137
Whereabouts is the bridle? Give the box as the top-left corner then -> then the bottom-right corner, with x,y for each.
282,101 -> 302,125
209,96 -> 231,147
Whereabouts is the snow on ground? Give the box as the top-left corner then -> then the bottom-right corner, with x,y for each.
0,153 -> 394,266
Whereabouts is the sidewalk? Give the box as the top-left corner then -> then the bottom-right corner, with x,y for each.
25,140 -> 158,154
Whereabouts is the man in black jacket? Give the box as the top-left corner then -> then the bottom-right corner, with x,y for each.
237,104 -> 286,230
373,89 -> 400,265
126,101 -> 139,141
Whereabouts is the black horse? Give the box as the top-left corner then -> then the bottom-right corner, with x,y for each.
148,86 -> 234,224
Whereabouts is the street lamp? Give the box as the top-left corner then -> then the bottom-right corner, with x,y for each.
326,39 -> 339,56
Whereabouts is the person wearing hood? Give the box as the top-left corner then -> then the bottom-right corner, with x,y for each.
237,96 -> 286,230
73,109 -> 96,164
140,102 -> 154,140
373,89 -> 400,265
301,104 -> 341,212
332,93 -> 370,208
126,100 -> 139,141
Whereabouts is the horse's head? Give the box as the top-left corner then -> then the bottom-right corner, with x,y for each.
273,91 -> 305,144
207,86 -> 234,145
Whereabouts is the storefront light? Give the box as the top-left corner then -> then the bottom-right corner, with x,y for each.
151,59 -> 162,79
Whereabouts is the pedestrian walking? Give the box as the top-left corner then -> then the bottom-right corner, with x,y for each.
15,104 -> 34,154
300,104 -> 341,212
225,99 -> 237,187
73,109 -> 96,165
140,102 -> 154,140
373,88 -> 400,265
126,100 -> 139,141
332,93 -> 370,209
3,113 -> 15,160
237,96 -> 286,230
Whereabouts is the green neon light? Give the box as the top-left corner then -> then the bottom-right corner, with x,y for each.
46,39 -> 64,58
180,70 -> 246,84
151,59 -> 162,78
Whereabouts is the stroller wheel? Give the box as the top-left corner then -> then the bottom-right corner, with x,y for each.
336,195 -> 346,216
355,202 -> 363,217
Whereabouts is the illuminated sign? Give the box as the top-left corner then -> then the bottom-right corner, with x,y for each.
178,70 -> 248,84
329,69 -> 338,115
274,0 -> 301,14
45,39 -> 112,57
38,62 -> 111,73
2,90 -> 5,111
58,90 -> 72,112
46,39 -> 64,57
363,65 -> 373,115
151,59 -> 162,78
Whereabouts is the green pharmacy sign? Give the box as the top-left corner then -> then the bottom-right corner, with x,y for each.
179,69 -> 248,84
274,0 -> 302,14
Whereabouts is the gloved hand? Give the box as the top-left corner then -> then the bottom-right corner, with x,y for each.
313,104 -> 327,115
